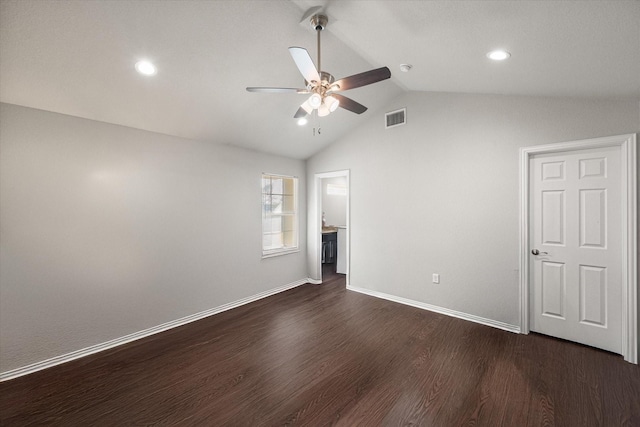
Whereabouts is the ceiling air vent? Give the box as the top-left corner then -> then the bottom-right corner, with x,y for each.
385,108 -> 406,129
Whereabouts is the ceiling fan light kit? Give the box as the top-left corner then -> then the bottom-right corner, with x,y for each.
325,96 -> 339,112
246,13 -> 391,120
308,93 -> 323,108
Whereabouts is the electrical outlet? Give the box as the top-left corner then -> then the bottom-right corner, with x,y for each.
432,273 -> 440,284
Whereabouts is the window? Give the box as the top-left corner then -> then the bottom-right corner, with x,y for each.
326,183 -> 347,196
262,174 -> 298,257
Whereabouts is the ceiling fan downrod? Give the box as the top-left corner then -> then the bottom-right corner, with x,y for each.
310,14 -> 328,80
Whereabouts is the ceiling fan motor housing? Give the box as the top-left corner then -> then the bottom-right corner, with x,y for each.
310,14 -> 328,31
319,71 -> 335,89
307,72 -> 336,96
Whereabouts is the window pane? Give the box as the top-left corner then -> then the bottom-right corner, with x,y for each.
282,215 -> 294,232
262,195 -> 271,215
270,232 -> 283,248
262,217 -> 272,233
283,178 -> 294,195
272,216 -> 282,232
262,174 -> 297,255
283,230 -> 294,247
282,195 -> 294,213
271,178 -> 283,195
263,232 -> 273,249
327,183 -> 347,196
271,195 -> 283,213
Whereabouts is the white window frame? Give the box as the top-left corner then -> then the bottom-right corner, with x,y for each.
262,173 -> 299,258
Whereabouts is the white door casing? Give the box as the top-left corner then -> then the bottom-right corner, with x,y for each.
520,134 -> 637,363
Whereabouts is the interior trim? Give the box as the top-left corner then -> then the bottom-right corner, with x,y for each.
519,133 -> 637,363
0,278 -> 311,382
347,285 -> 521,334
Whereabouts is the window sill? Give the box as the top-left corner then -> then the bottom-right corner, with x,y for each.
262,248 -> 300,259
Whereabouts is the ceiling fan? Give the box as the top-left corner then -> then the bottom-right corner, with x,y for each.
246,14 -> 391,119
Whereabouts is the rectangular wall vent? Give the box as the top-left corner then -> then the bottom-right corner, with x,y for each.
385,108 -> 406,129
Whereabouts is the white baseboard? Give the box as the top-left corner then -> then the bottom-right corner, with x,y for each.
346,285 -> 521,334
307,278 -> 322,284
0,278 -> 311,382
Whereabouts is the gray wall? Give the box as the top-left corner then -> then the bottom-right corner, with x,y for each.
307,91 -> 639,330
2,92 -> 638,373
0,103 -> 307,373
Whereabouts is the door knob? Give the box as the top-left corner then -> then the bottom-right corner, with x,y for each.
531,249 -> 548,255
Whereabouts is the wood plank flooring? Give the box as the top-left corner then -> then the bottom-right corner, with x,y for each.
1,275 -> 639,426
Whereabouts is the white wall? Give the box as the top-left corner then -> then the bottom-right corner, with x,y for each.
0,103 -> 307,373
321,176 -> 347,227
307,92 -> 639,329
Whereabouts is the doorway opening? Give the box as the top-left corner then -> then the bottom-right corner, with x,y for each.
315,170 -> 349,284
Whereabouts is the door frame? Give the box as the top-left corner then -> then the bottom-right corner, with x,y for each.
314,170 -> 350,284
519,134 -> 637,363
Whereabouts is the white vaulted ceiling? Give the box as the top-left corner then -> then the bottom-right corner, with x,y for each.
1,1 -> 639,159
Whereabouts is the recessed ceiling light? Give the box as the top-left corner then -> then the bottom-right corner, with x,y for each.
297,117 -> 308,126
135,60 -> 157,76
399,64 -> 413,72
487,50 -> 511,61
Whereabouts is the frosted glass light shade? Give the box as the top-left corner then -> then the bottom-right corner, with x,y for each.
308,93 -> 322,109
325,96 -> 339,112
318,103 -> 330,117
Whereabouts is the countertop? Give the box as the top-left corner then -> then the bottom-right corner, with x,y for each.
322,226 -> 346,234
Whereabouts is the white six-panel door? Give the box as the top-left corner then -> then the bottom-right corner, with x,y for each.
529,146 -> 622,353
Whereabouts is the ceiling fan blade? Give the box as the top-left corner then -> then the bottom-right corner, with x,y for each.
331,67 -> 391,92
332,94 -> 367,114
289,47 -> 321,84
246,87 -> 308,93
293,99 -> 314,118
294,107 -> 308,119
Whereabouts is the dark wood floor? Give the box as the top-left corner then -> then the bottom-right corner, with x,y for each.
322,261 -> 343,283
1,274 -> 639,426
